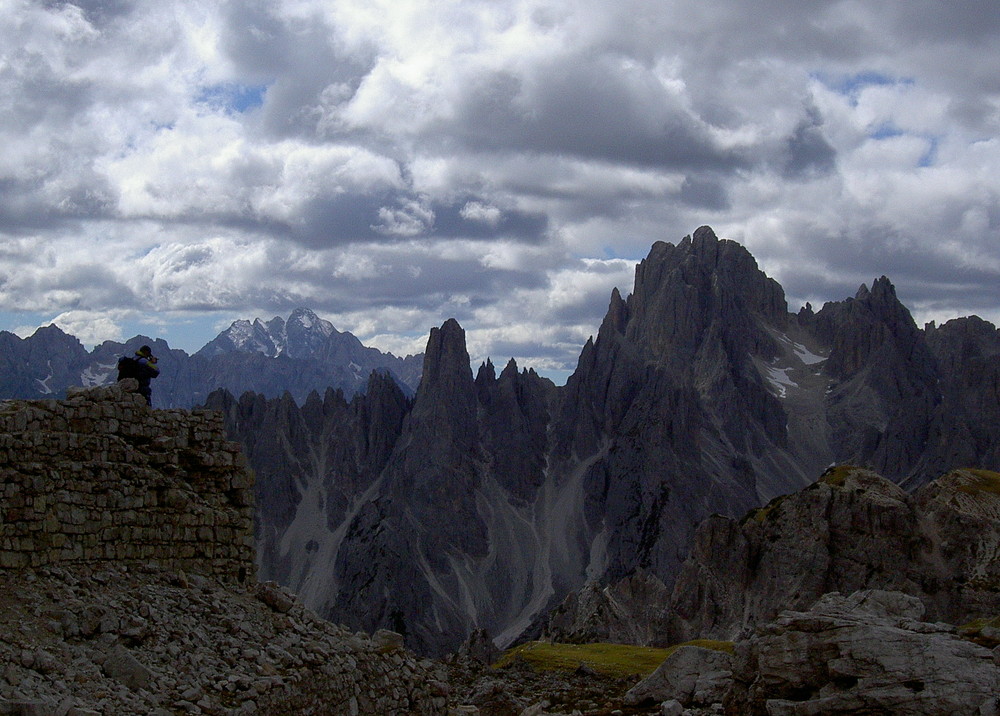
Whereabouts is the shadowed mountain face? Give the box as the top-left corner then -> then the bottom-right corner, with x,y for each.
207,226 -> 1000,657
0,308 -> 423,407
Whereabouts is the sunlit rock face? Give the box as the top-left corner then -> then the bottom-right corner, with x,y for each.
213,228 -> 1000,656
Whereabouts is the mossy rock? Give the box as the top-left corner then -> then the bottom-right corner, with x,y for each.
818,464 -> 859,487
955,469 -> 1000,496
494,639 -> 733,679
959,616 -> 1000,648
746,495 -> 785,523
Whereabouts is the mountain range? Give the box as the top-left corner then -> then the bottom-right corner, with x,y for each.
0,307 -> 423,407
194,226 -> 1000,657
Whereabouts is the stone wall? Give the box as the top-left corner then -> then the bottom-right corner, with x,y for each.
0,379 -> 255,582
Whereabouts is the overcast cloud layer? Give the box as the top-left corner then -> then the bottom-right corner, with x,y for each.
2,0 -> 998,379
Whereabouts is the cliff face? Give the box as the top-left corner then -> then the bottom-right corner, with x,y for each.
212,329 -> 562,657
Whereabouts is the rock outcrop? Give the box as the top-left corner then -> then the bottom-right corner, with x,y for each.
542,571 -> 672,645
667,466 -> 1000,644
726,590 -> 999,715
624,644 -> 733,710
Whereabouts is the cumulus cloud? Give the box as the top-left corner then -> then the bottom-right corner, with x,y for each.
47,310 -> 125,347
1,0 -> 999,373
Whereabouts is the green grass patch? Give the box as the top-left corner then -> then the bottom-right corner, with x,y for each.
959,616 -> 1000,647
494,640 -> 733,679
818,464 -> 857,487
956,469 -> 1000,496
747,495 -> 784,523
960,616 -> 1000,632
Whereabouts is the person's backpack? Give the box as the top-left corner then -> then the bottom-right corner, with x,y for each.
117,355 -> 141,381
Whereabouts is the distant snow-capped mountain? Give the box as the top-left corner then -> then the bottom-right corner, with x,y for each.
197,308 -> 340,360
0,309 -> 423,408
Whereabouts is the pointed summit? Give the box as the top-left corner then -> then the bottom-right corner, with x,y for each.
421,318 -> 472,389
599,286 -> 628,336
411,318 -> 478,450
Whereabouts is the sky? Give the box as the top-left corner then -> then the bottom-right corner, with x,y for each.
1,1 -> 998,383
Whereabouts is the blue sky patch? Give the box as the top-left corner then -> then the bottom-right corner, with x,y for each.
870,122 -> 904,140
814,71 -> 914,106
197,83 -> 267,114
919,136 -> 940,167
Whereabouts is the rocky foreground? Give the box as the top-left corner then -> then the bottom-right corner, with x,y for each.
0,563 -> 449,715
6,562 -> 999,715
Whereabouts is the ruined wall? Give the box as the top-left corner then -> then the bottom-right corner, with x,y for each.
0,379 -> 255,582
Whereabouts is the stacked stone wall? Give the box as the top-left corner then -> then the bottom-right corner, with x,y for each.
0,380 -> 255,582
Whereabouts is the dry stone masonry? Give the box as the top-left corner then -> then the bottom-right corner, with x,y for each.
0,379 -> 254,581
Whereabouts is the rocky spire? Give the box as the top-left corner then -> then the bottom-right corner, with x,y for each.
410,318 -> 478,452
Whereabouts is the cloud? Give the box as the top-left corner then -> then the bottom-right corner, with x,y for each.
1,0 -> 999,378
48,310 -> 125,346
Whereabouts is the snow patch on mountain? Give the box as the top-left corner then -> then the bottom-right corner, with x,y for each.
34,362 -> 54,394
763,365 -> 797,398
793,342 -> 827,365
81,362 -> 116,387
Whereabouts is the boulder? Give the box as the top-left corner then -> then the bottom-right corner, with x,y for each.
457,628 -> 500,667
624,644 -> 732,708
101,645 -> 153,691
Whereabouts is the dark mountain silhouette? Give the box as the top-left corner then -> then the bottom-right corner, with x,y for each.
203,227 -> 1000,656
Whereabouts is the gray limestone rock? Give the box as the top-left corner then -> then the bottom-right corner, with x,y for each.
194,227 -> 1000,659
726,590 -> 1000,715
457,629 -> 500,667
667,466 -> 1000,645
543,571 -> 671,646
624,645 -> 732,708
101,645 -> 154,691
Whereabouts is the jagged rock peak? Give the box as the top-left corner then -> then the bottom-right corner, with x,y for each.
600,286 -> 628,336
476,358 -> 496,385
499,357 -> 520,380
870,275 -> 895,300
197,307 -> 337,359
411,319 -> 478,450
690,224 -> 721,260
854,276 -> 899,304
621,225 -> 787,363
421,318 -> 472,386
